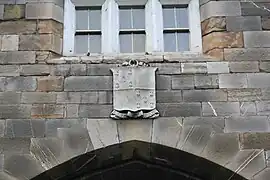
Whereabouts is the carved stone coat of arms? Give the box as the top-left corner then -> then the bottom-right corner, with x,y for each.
110,60 -> 160,119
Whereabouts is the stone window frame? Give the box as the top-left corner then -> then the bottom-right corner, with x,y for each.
63,0 -> 202,56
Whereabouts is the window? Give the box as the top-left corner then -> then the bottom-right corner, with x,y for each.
63,0 -> 202,56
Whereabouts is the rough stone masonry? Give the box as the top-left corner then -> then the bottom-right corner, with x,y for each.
0,0 -> 270,179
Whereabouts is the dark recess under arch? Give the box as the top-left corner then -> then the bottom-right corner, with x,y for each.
31,140 -> 247,180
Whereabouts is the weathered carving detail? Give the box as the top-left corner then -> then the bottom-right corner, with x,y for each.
110,60 -> 160,120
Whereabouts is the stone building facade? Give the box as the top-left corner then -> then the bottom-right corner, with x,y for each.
0,0 -> 270,179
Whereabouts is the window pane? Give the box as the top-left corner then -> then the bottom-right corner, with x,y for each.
176,8 -> 189,28
133,8 -> 145,29
120,34 -> 132,53
163,8 -> 175,28
177,32 -> 189,51
120,9 -> 132,29
76,10 -> 88,30
89,35 -> 101,53
164,33 -> 176,52
89,9 -> 101,30
75,35 -> 88,54
133,34 -> 145,52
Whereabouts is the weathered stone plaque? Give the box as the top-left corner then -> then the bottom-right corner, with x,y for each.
110,60 -> 159,119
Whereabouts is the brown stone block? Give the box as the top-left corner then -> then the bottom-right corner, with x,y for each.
36,51 -> 60,64
0,20 -> 36,34
31,104 -> 64,119
38,20 -> 63,37
37,76 -> 64,92
240,132 -> 270,150
203,32 -> 244,53
205,48 -> 224,60
4,5 -> 25,19
201,17 -> 226,36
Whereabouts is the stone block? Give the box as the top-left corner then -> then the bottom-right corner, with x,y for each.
226,16 -> 262,31
26,2 -> 63,23
203,32 -> 243,53
0,65 -> 20,76
5,77 -> 37,91
46,118 -> 86,137
0,121 -> 5,137
5,119 -> 45,138
253,168 -> 270,180
172,75 -> 194,89
26,0 -> 64,7
202,102 -> 240,116
1,35 -> 19,51
0,20 -> 36,34
240,102 -> 257,116
0,5 -> 3,19
87,64 -> 116,76
36,51 -> 59,64
64,76 -> 112,91
87,119 -> 119,149
229,61 -> 259,73
19,34 -> 62,54
200,1 -> 241,21
66,104 -> 79,118
21,92 -> 56,103
0,172 -> 17,180
156,75 -> 171,90
0,92 -> 20,104
207,62 -> 229,74
20,65 -> 50,76
152,117 -> 182,148
0,51 -> 35,64
0,138 -> 30,154
3,5 -> 25,19
247,73 -> 270,88
31,104 -> 64,118
156,91 -> 182,103
183,89 -> 227,102
181,63 -> 207,74
225,116 -> 270,133
256,101 -> 270,115
240,132 -> 270,150
37,76 -> 64,92
219,74 -> 247,88
194,75 -> 219,89
228,89 -> 262,101
241,2 -> 270,16
0,77 -> 4,91
0,105 -> 31,119
117,120 -> 152,142
152,63 -> 181,75
38,19 -> 63,37
157,103 -> 201,117
51,64 -> 86,76
205,48 -> 224,60
201,17 -> 226,36
261,88 -> 270,101
260,62 -> 270,72
244,31 -> 270,48
262,16 -> 270,30
224,48 -> 270,61
78,105 -> 112,118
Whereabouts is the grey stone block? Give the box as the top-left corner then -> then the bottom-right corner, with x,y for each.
172,75 -> 194,89
152,63 -> 181,75
5,119 -> 45,138
31,104 -> 64,119
260,62 -> 270,72
194,75 -> 219,89
20,65 -> 50,76
0,154 -> 3,170
219,74 -> 247,88
200,1 -> 241,21
4,154 -> 45,179
0,120 -> 5,137
0,105 -> 31,119
157,103 -> 201,117
181,63 -> 207,74
225,116 -> 270,133
117,120 -> 152,142
51,64 -> 86,76
183,89 -> 227,102
226,16 -> 262,31
244,31 -> 270,48
0,51 -> 35,64
202,133 -> 240,166
239,132 -> 270,150
26,0 -> 64,7
78,105 -> 112,118
0,92 -> 21,104
5,77 -> 37,91
64,76 -> 112,91
156,90 -> 182,103
224,48 -> 270,61
66,104 -> 79,118
0,5 -> 3,20
207,62 -> 229,74
0,65 -> 20,76
227,89 -> 262,101
247,73 -> 270,88
0,77 -> 4,91
0,138 -> 30,154
0,172 -> 17,180
21,92 -> 56,104
87,64 -> 116,75
262,16 -> 270,30
240,102 -> 257,116
241,2 -> 270,16
256,101 -> 270,115
262,88 -> 270,100
229,61 -> 259,73
0,0 -> 16,4
202,102 -> 240,116
45,118 -> 86,137
156,75 -> 171,90
253,168 -> 270,180
87,119 -> 119,149
152,117 -> 182,148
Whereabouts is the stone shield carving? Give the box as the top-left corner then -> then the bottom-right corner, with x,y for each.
110,60 -> 159,119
